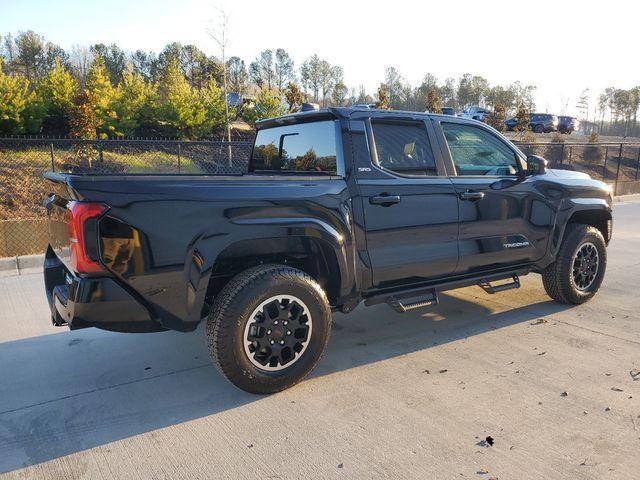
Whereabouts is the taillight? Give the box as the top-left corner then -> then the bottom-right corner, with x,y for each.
68,202 -> 108,274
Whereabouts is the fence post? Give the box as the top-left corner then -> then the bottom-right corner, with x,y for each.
568,145 -> 573,165
635,147 -> 640,180
49,143 -> 55,172
614,143 -> 623,196
177,142 -> 181,174
602,146 -> 609,181
98,141 -> 103,164
560,143 -> 565,165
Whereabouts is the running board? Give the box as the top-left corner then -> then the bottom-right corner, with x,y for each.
363,267 -> 531,313
387,290 -> 439,313
478,274 -> 520,294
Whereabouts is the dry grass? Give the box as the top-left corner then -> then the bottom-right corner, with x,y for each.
0,147 -> 204,221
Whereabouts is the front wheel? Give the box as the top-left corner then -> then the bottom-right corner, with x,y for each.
206,264 -> 331,394
542,224 -> 607,304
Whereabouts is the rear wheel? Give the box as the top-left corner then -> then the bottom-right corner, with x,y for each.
534,124 -> 544,133
542,224 -> 607,304
206,264 -> 331,394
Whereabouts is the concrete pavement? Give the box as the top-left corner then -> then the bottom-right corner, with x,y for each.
1,202 -> 640,479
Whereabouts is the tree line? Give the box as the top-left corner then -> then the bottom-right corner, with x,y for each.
1,30 -> 638,139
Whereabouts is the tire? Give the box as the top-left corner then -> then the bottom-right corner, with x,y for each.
206,264 -> 331,394
542,224 -> 607,304
534,124 -> 544,133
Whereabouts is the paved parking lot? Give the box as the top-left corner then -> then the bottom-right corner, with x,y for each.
1,201 -> 639,480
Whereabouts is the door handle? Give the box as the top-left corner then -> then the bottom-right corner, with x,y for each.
459,190 -> 485,201
370,195 -> 401,206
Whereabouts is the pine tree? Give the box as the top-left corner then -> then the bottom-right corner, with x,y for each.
113,65 -> 156,137
86,56 -> 117,137
584,131 -> 604,163
69,90 -> 100,167
242,89 -> 287,127
515,102 -> 530,135
159,58 -> 207,138
69,90 -> 98,139
0,60 -> 28,135
39,57 -> 77,135
199,77 -> 226,137
284,82 -> 303,112
488,103 -> 506,132
426,88 -> 441,113
376,84 -> 390,110
0,59 -> 44,134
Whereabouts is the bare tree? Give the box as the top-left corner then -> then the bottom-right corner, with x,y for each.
576,88 -> 590,130
249,50 -> 275,90
70,44 -> 93,86
207,7 -> 232,148
274,48 -> 294,91
300,54 -> 322,103
227,56 -> 248,95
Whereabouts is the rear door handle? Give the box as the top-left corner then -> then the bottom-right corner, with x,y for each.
459,190 -> 485,201
370,195 -> 401,206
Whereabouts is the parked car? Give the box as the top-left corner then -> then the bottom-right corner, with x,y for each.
558,116 -> 579,134
43,107 -> 613,394
504,117 -> 518,131
441,107 -> 456,116
505,113 -> 559,133
459,105 -> 491,122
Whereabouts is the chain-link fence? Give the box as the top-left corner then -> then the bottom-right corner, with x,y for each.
515,142 -> 640,195
0,137 -> 253,258
1,137 -> 639,259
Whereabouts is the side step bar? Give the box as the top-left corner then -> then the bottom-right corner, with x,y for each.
387,290 -> 438,313
365,268 -> 529,314
478,274 -> 521,294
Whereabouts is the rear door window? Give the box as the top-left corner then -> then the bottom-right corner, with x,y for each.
250,121 -> 338,174
371,121 -> 437,176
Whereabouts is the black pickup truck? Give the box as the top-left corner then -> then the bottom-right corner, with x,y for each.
43,107 -> 613,393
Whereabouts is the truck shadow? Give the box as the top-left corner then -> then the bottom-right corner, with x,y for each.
0,288 -> 572,473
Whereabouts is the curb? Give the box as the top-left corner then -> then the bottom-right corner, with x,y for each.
0,254 -> 44,276
613,193 -> 640,203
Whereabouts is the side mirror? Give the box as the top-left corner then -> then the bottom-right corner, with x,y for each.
526,155 -> 548,175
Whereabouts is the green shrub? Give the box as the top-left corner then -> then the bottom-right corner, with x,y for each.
584,131 -> 604,164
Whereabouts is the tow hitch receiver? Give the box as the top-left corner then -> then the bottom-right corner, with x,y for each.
478,274 -> 521,294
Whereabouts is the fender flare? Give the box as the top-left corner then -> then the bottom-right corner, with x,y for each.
183,217 -> 355,323
551,198 -> 612,255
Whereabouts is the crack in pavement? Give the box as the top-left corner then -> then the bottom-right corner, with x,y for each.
0,363 -> 211,416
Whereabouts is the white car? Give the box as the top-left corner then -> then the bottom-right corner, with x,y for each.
459,106 -> 491,122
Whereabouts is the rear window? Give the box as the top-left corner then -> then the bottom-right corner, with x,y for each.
250,121 -> 338,174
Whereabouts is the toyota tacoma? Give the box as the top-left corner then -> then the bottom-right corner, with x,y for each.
43,107 -> 613,393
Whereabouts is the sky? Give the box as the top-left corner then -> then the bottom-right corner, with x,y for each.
2,0 -> 639,117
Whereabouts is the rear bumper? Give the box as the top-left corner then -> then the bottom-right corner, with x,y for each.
44,246 -> 166,333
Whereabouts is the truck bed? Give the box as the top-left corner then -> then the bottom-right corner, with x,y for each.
43,171 -> 352,332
